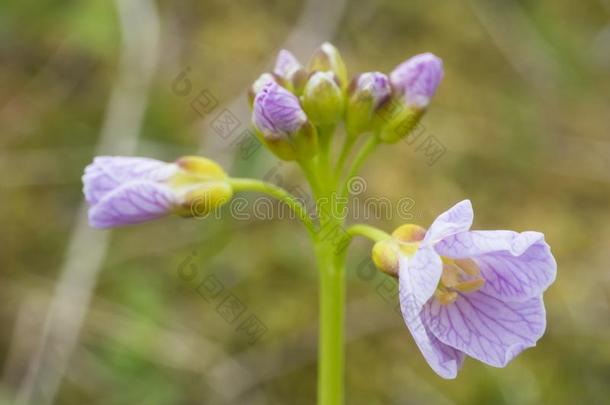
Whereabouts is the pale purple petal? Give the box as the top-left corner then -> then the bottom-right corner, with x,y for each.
88,180 -> 176,228
422,291 -> 546,367
355,72 -> 391,109
435,231 -> 557,301
253,81 -> 307,136
83,156 -> 176,205
398,245 -> 443,314
399,292 -> 464,379
424,200 -> 473,244
390,53 -> 443,108
274,49 -> 302,80
398,245 -> 463,378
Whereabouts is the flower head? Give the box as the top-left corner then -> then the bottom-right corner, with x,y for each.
373,200 -> 556,378
390,52 -> 443,109
83,156 -> 232,228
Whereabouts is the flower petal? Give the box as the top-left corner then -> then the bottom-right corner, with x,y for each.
83,156 -> 176,205
424,200 -> 473,244
423,291 -> 546,367
399,293 -> 464,378
435,231 -> 557,301
398,244 -> 443,314
274,49 -> 302,81
390,52 -> 444,108
88,180 -> 176,228
252,81 -> 307,136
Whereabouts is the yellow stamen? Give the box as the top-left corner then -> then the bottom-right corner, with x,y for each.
440,264 -> 461,287
435,289 -> 458,305
452,278 -> 485,293
455,258 -> 481,277
437,257 -> 485,304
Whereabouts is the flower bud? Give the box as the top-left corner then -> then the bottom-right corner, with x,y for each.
274,49 -> 308,94
372,239 -> 400,278
345,72 -> 391,136
301,71 -> 344,126
376,53 -> 443,143
307,42 -> 348,88
247,72 -> 287,107
390,52 -> 443,110
252,81 -> 318,160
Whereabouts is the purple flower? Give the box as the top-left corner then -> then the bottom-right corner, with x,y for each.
253,81 -> 307,139
390,52 -> 444,109
83,156 -> 230,228
396,200 -> 556,378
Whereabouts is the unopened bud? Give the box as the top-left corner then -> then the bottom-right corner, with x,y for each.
308,42 -> 348,88
252,81 -> 318,160
390,52 -> 443,110
274,49 -> 308,94
248,72 -> 288,107
345,72 -> 391,136
301,71 -> 344,126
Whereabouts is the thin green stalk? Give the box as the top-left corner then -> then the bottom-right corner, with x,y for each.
346,223 -> 391,242
315,235 -> 346,405
334,136 -> 357,184
340,136 -> 379,201
228,178 -> 317,237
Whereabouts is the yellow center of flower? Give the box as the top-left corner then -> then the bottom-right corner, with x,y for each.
434,258 -> 485,305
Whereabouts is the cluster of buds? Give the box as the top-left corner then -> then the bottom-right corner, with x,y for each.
250,43 -> 444,160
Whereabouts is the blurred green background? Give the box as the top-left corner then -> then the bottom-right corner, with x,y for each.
1,0 -> 610,404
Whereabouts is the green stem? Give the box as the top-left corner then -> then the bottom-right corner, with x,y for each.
346,223 -> 391,242
340,136 -> 379,202
315,235 -> 346,405
228,178 -> 317,237
334,136 -> 357,184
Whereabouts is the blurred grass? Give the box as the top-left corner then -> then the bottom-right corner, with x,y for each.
1,0 -> 610,403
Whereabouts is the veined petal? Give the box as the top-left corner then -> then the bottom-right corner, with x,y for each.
398,244 -> 443,314
424,200 -> 473,244
423,291 -> 546,367
435,231 -> 557,301
252,81 -> 307,136
399,301 -> 464,379
390,53 -> 443,109
88,180 -> 176,228
83,156 -> 177,205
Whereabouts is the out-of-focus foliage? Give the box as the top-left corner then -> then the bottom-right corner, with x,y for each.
1,0 -> 609,404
